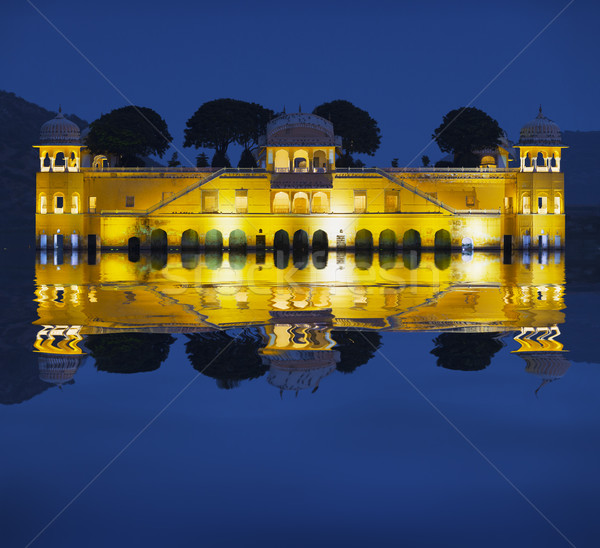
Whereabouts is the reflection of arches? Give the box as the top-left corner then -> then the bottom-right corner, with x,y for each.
403,229 -> 421,249
435,250 -> 451,270
229,251 -> 246,270
379,229 -> 396,250
403,250 -> 421,270
274,229 -> 290,251
205,250 -> 223,270
312,230 -> 328,252
355,229 -> 373,250
274,149 -> 289,171
434,229 -> 451,250
292,192 -> 310,214
312,191 -> 329,213
181,229 -> 200,251
151,229 -> 167,251
229,229 -> 247,250
273,191 -> 290,213
205,229 -> 223,250
355,250 -> 373,270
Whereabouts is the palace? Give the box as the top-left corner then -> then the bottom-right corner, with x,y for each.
34,107 -> 566,252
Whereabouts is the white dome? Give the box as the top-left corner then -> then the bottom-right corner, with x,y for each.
518,107 -> 562,146
265,112 -> 342,147
40,109 -> 81,145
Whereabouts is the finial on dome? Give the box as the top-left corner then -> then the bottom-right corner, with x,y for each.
59,105 -> 62,113
299,104 -> 302,113
283,105 -> 286,114
538,105 -> 543,117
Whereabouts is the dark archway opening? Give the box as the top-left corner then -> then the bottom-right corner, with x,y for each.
181,229 -> 200,252
128,237 -> 140,263
403,229 -> 421,250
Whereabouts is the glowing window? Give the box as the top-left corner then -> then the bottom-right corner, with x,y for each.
126,196 -> 135,208
554,196 -> 561,214
39,194 -> 47,214
235,190 -> 248,213
312,192 -> 329,213
385,191 -> 399,212
354,191 -> 367,213
89,196 -> 96,213
538,196 -> 547,214
292,192 -> 310,214
203,191 -> 218,213
71,194 -> 79,214
522,195 -> 530,214
466,196 -> 476,207
272,192 -> 290,213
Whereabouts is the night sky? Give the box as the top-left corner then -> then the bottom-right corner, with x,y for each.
3,0 -> 598,166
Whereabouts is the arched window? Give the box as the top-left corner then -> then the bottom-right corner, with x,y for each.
537,195 -> 548,214
313,150 -> 327,172
293,149 -> 309,172
71,193 -> 80,214
554,195 -> 562,214
312,192 -> 329,213
536,152 -> 547,172
273,191 -> 290,213
274,150 -> 289,172
522,194 -> 531,214
53,193 -> 65,214
39,193 -> 47,214
292,192 -> 310,214
54,152 -> 66,172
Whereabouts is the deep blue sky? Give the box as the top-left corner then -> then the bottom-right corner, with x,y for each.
3,0 -> 598,166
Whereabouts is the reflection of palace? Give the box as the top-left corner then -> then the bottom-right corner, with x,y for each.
24,251 -> 573,397
34,108 -> 565,252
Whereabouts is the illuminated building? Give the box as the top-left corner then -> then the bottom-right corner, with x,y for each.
34,108 -> 566,251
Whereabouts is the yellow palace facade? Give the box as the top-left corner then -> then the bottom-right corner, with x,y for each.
34,108 -> 566,251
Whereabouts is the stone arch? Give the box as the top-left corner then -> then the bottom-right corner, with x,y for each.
403,229 -> 421,250
54,151 -> 66,171
481,155 -> 495,167
312,230 -> 328,252
293,149 -> 309,171
313,150 -> 327,171
434,229 -> 451,250
355,229 -> 373,250
128,237 -> 140,262
205,229 -> 223,250
229,229 -> 247,251
273,191 -> 290,213
536,151 -> 547,171
274,229 -> 290,251
274,149 -> 289,171
181,229 -> 200,251
293,229 -> 309,251
292,192 -> 310,214
42,152 -> 51,170
93,155 -> 109,169
312,191 -> 329,213
150,229 -> 167,251
379,229 -> 396,251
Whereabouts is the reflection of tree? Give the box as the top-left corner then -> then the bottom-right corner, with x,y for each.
331,330 -> 382,374
87,333 -> 176,374
185,329 -> 267,389
431,332 -> 504,371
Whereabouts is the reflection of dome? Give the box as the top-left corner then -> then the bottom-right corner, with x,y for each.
518,107 -> 562,146
40,109 -> 81,145
38,354 -> 86,385
516,350 -> 571,395
265,112 -> 341,147
264,350 -> 339,392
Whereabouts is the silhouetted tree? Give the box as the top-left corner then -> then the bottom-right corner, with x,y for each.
431,332 -> 504,371
432,107 -> 502,167
184,99 -> 273,161
313,100 -> 381,161
86,106 -> 172,167
332,330 -> 382,374
211,150 -> 231,168
391,158 -> 399,167
185,329 -> 267,389
86,333 -> 176,374
421,155 -> 430,167
238,148 -> 258,168
196,152 -> 210,167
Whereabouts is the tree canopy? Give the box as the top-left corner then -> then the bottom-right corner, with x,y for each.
432,107 -> 502,167
430,332 -> 504,371
184,99 -> 273,167
312,100 -> 381,161
332,330 -> 382,374
86,106 -> 172,166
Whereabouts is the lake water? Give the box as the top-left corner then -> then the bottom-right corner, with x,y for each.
1,246 -> 599,547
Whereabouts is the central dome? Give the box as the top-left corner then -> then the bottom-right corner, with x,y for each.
265,112 -> 341,147
518,107 -> 562,146
40,109 -> 81,145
